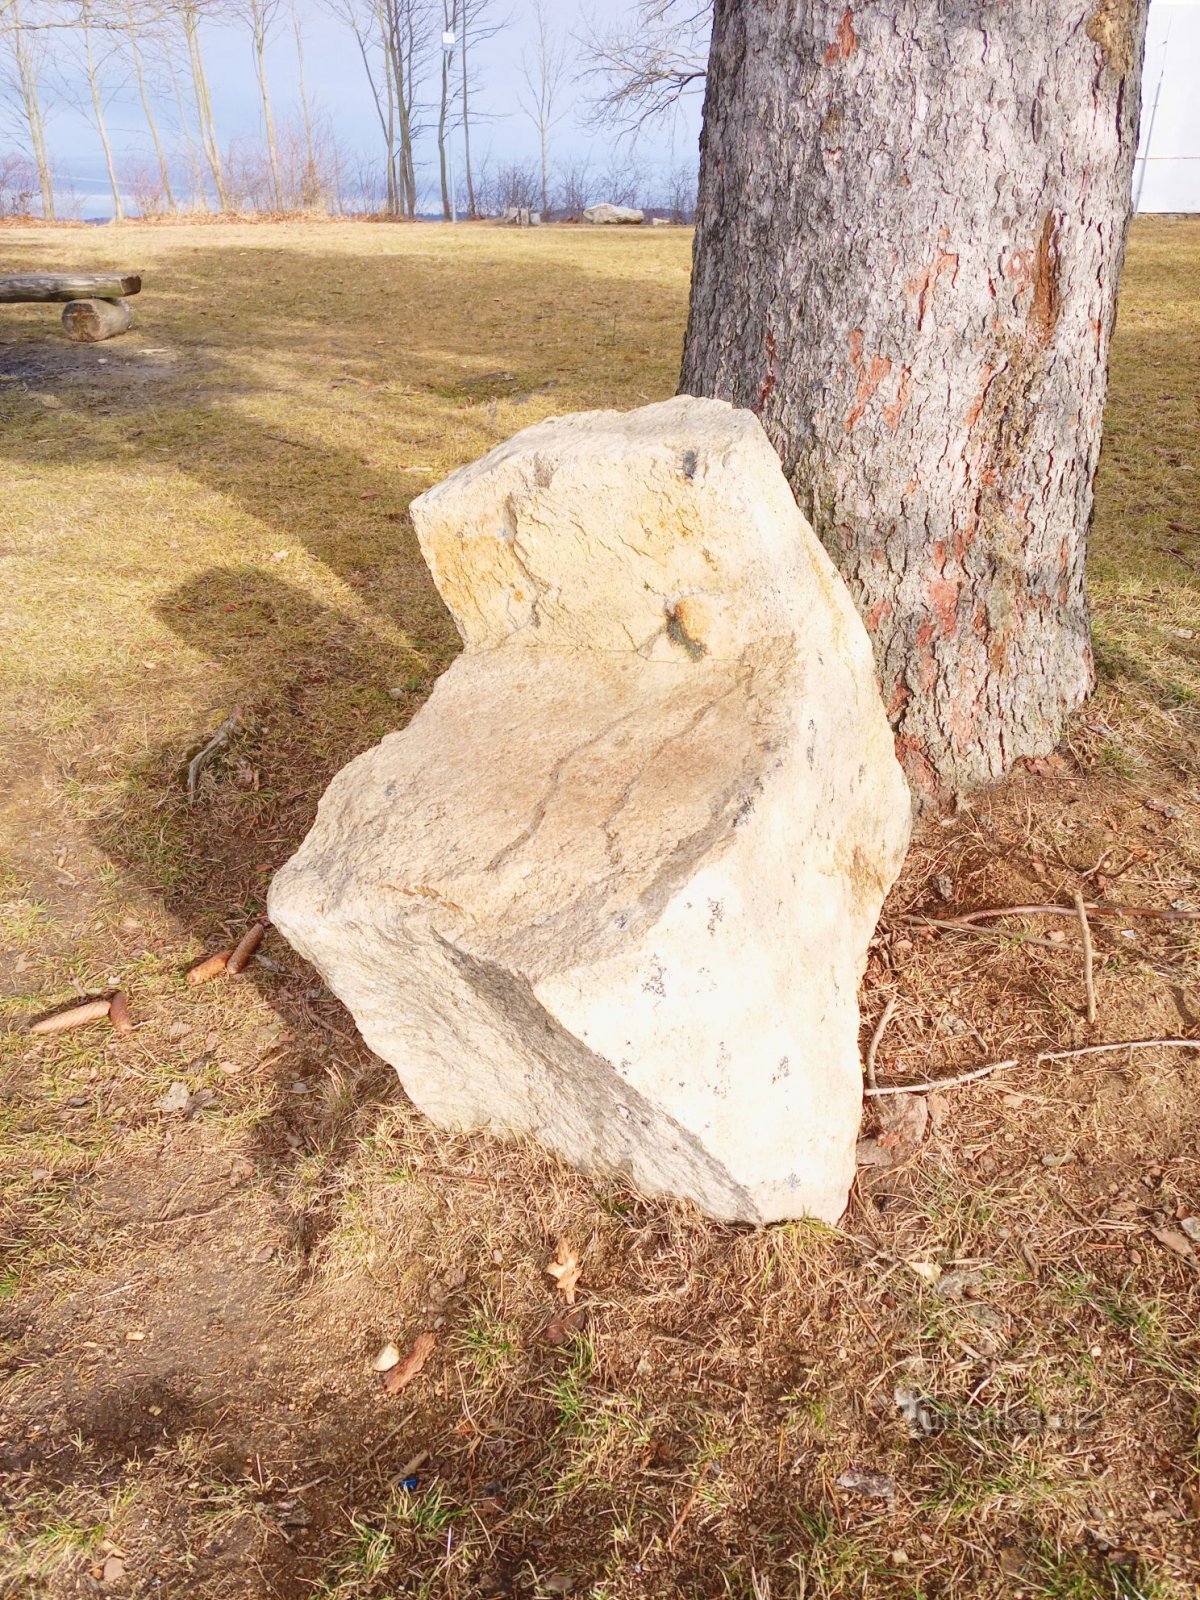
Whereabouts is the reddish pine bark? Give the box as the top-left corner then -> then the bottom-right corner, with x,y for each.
681,0 -> 1149,798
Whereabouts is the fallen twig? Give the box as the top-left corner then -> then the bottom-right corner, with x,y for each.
1037,1037 -> 1200,1065
666,1460 -> 711,1550
1073,891 -> 1097,1025
907,916 -> 1078,953
186,712 -> 242,804
866,1057 -> 1021,1095
226,922 -> 265,975
864,994 -> 897,1090
904,901 -> 1200,926
30,998 -> 112,1035
866,1036 -> 1200,1096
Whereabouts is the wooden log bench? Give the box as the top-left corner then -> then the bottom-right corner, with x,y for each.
0,273 -> 142,342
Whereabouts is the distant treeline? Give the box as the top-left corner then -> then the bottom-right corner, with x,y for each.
0,0 -> 701,221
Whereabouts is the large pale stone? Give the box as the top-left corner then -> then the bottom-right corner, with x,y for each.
582,203 -> 644,224
269,397 -> 911,1223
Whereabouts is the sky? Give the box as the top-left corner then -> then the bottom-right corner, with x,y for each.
16,0 -> 1200,219
1135,1 -> 1200,210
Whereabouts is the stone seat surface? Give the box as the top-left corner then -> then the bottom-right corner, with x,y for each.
269,396 -> 911,1222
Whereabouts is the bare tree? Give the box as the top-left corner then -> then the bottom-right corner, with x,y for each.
0,147 -> 37,211
169,0 -> 227,208
518,0 -> 568,217
289,0 -> 314,179
327,0 -> 431,218
323,0 -> 395,210
163,39 -> 207,206
553,152 -> 591,219
581,0 -> 710,130
123,0 -> 176,213
232,0 -> 282,208
0,0 -> 56,217
456,0 -> 502,217
435,0 -> 453,217
664,160 -> 695,223
74,0 -> 124,219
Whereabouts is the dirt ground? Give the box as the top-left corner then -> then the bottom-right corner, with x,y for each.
1,218 -> 1198,1600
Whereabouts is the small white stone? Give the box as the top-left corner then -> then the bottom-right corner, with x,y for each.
372,1342 -> 401,1372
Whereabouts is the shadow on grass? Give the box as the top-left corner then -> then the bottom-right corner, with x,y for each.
0,241 -> 701,1595
2,234 -> 686,916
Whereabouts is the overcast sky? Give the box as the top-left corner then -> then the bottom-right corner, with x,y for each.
30,0 -> 1200,217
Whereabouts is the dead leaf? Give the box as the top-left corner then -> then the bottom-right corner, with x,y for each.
546,1238 -> 582,1305
906,1259 -> 941,1284
382,1331 -> 436,1394
1150,1226 -> 1196,1262
158,1081 -> 192,1115
857,1095 -> 928,1169
836,1465 -> 896,1503
926,1092 -> 950,1131
934,1268 -> 981,1301
542,1308 -> 587,1346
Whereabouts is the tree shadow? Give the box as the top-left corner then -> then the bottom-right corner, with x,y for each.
0,233 -> 704,1595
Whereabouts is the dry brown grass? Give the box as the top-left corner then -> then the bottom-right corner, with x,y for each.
1,218 -> 1198,1600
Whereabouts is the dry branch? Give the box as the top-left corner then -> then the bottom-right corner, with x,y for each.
864,994 -> 897,1090
866,1037 -> 1200,1097
666,1459 -> 711,1550
186,712 -> 242,804
906,901 -> 1200,927
1073,891 -> 1097,1025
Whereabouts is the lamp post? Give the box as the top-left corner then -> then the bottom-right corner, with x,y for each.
442,29 -> 458,224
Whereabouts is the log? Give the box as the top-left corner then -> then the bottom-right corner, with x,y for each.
0,272 -> 141,304
62,297 -> 133,343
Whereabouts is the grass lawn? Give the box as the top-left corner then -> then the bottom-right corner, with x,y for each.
0,217 -> 1198,1599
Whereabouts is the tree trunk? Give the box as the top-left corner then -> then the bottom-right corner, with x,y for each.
183,8 -> 228,210
438,43 -> 451,220
62,297 -> 133,342
254,32 -> 283,210
680,0 -> 1149,799
11,0 -> 55,220
126,6 -> 177,214
81,0 -> 124,223
291,0 -> 317,182
167,51 -> 208,210
461,7 -> 475,217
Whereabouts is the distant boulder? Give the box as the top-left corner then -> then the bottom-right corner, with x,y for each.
582,203 -> 644,225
